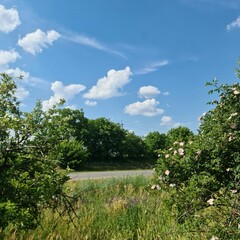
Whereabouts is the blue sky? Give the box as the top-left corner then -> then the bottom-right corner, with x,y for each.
0,0 -> 240,136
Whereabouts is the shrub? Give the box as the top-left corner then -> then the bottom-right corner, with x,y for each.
155,68 -> 240,239
0,73 -> 69,231
53,140 -> 88,169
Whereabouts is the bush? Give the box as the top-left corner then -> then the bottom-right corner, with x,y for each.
0,74 -> 69,231
155,69 -> 240,239
53,140 -> 88,170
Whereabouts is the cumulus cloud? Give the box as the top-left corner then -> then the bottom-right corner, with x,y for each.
124,99 -> 164,117
42,81 -> 86,111
84,66 -> 132,99
15,86 -> 29,100
160,115 -> 181,128
138,85 -> 160,99
226,16 -> 240,31
18,29 -> 61,55
5,67 -> 29,79
135,60 -> 169,75
0,49 -> 20,66
0,5 -> 21,33
5,67 -> 49,88
160,116 -> 172,126
1,67 -> 29,101
85,100 -> 97,106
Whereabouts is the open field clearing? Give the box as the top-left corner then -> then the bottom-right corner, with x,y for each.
69,169 -> 154,180
1,176 -> 227,240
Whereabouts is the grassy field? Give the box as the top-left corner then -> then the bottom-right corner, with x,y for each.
2,176 -> 215,240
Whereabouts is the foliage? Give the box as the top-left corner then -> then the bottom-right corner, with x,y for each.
52,140 -> 88,169
155,73 -> 240,239
0,74 -> 69,231
85,118 -> 126,162
2,176 -> 209,240
123,131 -> 148,160
166,126 -> 194,147
144,131 -> 167,159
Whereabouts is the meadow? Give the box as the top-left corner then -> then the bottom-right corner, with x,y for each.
2,175 -> 217,240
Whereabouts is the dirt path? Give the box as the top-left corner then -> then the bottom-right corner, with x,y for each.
69,169 -> 154,181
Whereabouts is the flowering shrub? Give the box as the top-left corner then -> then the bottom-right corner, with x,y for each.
155,71 -> 240,238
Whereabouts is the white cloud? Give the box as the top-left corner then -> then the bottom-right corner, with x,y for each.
63,33 -> 126,58
0,5 -> 21,33
85,100 -> 97,106
15,86 -> 29,100
0,49 -> 20,66
5,67 -> 49,88
160,115 -> 181,128
42,81 -> 86,111
0,67 -> 29,101
18,29 -> 61,55
5,67 -> 29,79
138,85 -> 160,99
226,16 -> 240,31
160,116 -> 172,126
163,91 -> 170,96
124,99 -> 164,117
84,66 -> 132,99
65,105 -> 77,110
135,60 -> 169,75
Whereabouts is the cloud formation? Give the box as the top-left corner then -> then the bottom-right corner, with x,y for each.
0,49 -> 20,66
85,100 -> 97,106
0,5 -> 21,33
160,116 -> 172,126
42,81 -> 86,111
124,99 -> 164,117
160,115 -> 181,128
84,66 -> 132,99
63,33 -> 125,58
138,85 -> 161,99
226,16 -> 240,31
135,60 -> 169,75
18,29 -> 61,55
15,85 -> 29,101
163,91 -> 170,96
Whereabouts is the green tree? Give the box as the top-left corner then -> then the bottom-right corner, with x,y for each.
85,118 -> 126,162
124,131 -> 148,160
166,126 -> 194,147
144,131 -> 167,159
53,140 -> 88,169
0,74 -> 69,230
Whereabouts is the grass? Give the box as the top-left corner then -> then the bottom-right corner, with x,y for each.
2,176 -> 210,240
77,158 -> 156,171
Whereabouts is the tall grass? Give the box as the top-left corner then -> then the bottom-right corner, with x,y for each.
2,176 -> 208,240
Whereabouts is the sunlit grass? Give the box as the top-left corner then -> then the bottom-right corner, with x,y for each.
2,176 -> 208,240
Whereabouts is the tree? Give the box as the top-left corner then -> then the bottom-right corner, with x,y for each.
0,74 -> 69,230
144,131 -> 167,159
124,131 -> 148,160
52,140 -> 88,169
166,126 -> 194,147
85,118 -> 126,162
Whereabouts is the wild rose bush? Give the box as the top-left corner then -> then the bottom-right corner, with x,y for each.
155,74 -> 240,238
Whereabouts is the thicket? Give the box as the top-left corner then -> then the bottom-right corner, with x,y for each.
0,74 -> 70,231
155,75 -> 240,239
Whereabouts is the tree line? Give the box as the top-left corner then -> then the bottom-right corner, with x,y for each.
0,73 -> 194,230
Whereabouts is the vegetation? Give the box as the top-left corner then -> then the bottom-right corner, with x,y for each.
0,74 -> 69,230
0,63 -> 239,239
155,78 -> 240,239
1,176 -> 212,240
